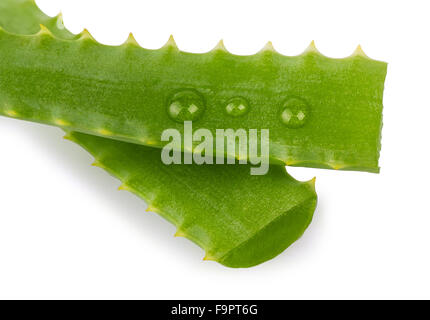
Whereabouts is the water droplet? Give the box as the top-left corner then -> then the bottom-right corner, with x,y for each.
167,90 -> 205,122
225,97 -> 249,117
280,98 -> 309,128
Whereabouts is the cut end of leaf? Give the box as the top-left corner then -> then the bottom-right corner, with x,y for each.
218,196 -> 317,268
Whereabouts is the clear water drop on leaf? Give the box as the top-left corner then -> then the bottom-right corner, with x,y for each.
225,97 -> 250,117
280,97 -> 309,128
167,90 -> 206,122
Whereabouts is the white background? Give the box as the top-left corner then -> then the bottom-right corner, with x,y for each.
0,0 -> 429,299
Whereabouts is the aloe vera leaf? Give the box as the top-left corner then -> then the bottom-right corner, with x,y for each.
65,131 -> 317,268
0,0 -> 73,39
0,2 -> 387,172
0,0 -> 318,267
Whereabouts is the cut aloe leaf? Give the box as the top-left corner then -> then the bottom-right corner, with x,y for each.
66,131 -> 317,268
0,0 -> 318,267
0,0 -> 387,172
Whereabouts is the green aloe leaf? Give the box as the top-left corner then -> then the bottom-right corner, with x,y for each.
0,0 -> 318,267
0,0 -> 387,172
66,131 -> 317,268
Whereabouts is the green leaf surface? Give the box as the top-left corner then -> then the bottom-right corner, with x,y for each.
0,0 -> 387,172
67,131 -> 317,267
0,0 -> 318,267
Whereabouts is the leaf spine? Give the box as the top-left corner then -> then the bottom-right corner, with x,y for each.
53,118 -> 70,126
95,128 -> 113,136
174,229 -> 187,238
76,28 -> 95,42
63,132 -> 73,141
91,160 -> 105,169
146,205 -> 158,213
53,12 -> 65,30
302,40 -> 321,55
259,41 -> 276,53
351,44 -> 370,59
212,39 -> 227,52
123,32 -> 140,47
163,35 -> 178,50
326,160 -> 346,170
4,109 -> 18,117
145,140 -> 158,146
62,132 -> 74,142
285,159 -> 299,166
306,177 -> 317,191
118,183 -> 132,192
203,253 -> 216,261
37,24 -> 52,36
